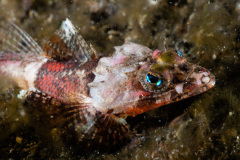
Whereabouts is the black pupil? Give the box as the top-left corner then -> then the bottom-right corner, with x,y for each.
147,74 -> 159,83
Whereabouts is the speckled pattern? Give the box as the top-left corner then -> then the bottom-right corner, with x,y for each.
35,60 -> 96,102
0,0 -> 240,159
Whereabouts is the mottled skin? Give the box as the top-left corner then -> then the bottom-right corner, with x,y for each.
0,19 -> 215,152
89,44 -> 215,116
35,60 -> 97,104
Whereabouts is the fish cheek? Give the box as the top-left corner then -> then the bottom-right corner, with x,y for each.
135,96 -> 157,110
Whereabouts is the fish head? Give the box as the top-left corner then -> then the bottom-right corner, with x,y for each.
89,43 -> 215,117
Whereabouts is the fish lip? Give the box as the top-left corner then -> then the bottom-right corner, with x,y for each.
199,71 -> 216,93
207,72 -> 216,88
195,66 -> 216,90
181,67 -> 215,99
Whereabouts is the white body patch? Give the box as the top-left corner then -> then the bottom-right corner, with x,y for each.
0,62 -> 22,78
89,42 -> 152,114
191,72 -> 209,85
211,80 -> 215,86
156,99 -> 162,104
175,84 -> 183,94
17,89 -> 28,99
0,56 -> 47,89
24,58 -> 48,88
202,76 -> 210,84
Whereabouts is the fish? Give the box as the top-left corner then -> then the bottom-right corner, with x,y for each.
0,19 -> 215,151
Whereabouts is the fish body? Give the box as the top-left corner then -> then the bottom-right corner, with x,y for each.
0,19 -> 215,150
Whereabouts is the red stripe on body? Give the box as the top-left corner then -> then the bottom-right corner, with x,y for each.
35,60 -> 97,104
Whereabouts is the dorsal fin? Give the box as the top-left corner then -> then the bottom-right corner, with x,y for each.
0,22 -> 43,55
44,18 -> 98,63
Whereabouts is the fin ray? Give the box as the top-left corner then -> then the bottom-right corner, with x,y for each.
25,89 -> 129,150
11,22 -> 42,54
3,34 -> 31,53
44,18 -> 98,63
0,22 -> 43,55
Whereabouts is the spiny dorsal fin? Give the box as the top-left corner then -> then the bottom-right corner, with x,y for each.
44,18 -> 98,63
0,22 -> 43,55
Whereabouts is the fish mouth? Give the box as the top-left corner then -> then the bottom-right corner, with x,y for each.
152,66 -> 215,106
185,66 -> 215,97
196,71 -> 215,94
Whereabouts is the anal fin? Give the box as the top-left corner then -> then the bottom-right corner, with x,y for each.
62,106 -> 129,152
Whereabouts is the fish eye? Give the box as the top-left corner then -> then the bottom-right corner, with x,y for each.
138,66 -> 170,93
146,73 -> 162,86
176,50 -> 183,57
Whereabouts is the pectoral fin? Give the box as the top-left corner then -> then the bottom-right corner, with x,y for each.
62,106 -> 129,151
23,89 -> 129,151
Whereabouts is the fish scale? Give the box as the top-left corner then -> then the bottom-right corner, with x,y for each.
35,60 -> 97,103
0,19 -> 215,153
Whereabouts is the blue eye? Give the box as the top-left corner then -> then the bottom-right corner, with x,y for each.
146,73 -> 162,86
176,50 -> 183,57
